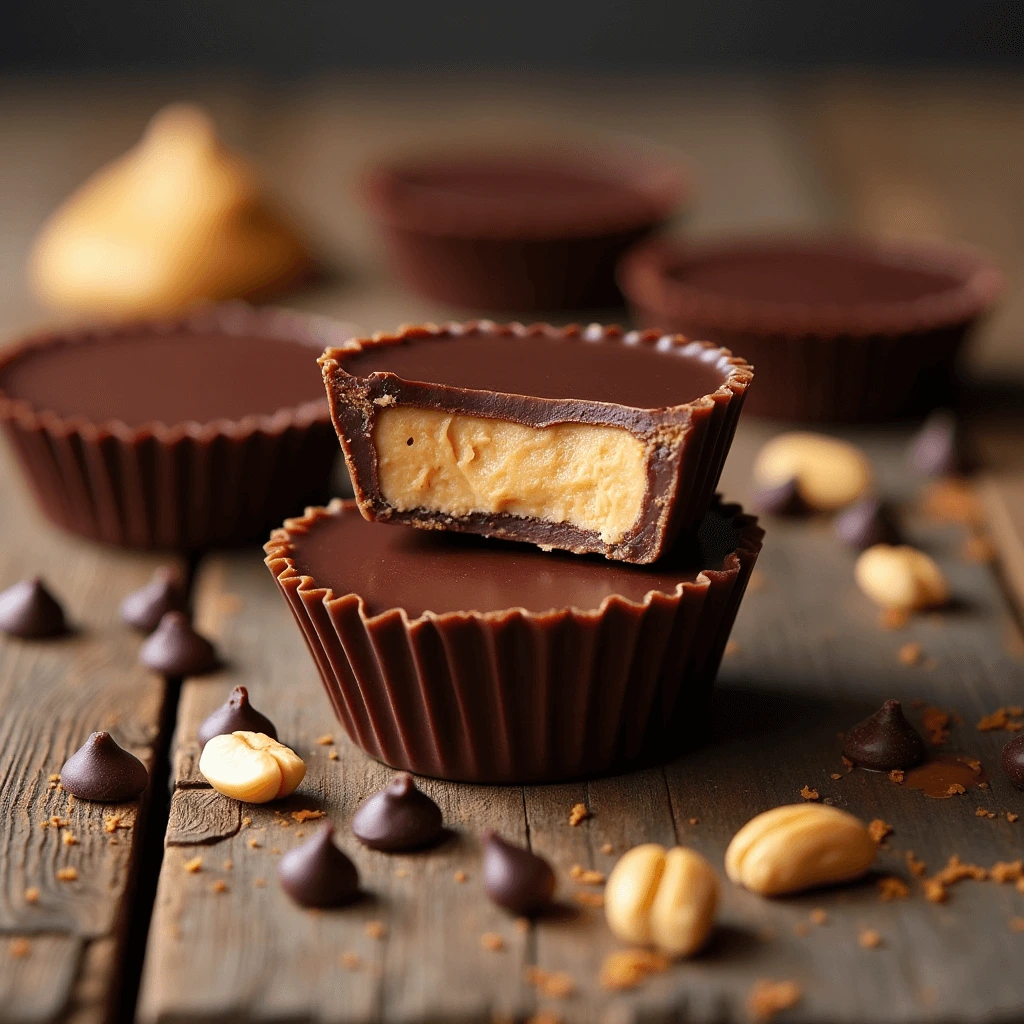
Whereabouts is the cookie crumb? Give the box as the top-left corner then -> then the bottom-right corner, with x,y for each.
212,880 -> 227,893
924,878 -> 947,903
222,860 -> 233,871
906,851 -> 927,877
525,1013 -> 561,1024
480,932 -> 504,952
868,819 -> 893,844
880,608 -> 910,630
241,816 -> 252,827
524,965 -> 576,998
800,785 -> 819,801
514,917 -> 530,933
975,807 -> 996,819
253,878 -> 266,888
568,803 -> 590,827
747,980 -> 802,1022
61,831 -> 78,846
689,817 -> 700,825
316,735 -> 335,746
183,856 -> 203,874
291,809 -> 325,823
600,842 -> 614,855
340,951 -> 360,970
922,706 -> 952,745
575,890 -> 604,908
830,773 -> 842,780
793,922 -> 809,937
1010,918 -> 1024,933
990,861 -> 1023,883
889,769 -> 905,783
453,870 -> 467,884
24,887 -> 39,904
9,938 -> 30,959
859,929 -> 883,949
842,755 -> 855,773
1007,812 -> 1019,823
946,783 -> 966,795
977,707 -> 1024,732
724,640 -> 741,658
810,908 -> 828,926
395,867 -> 409,879
599,949 -> 669,991
569,865 -> 605,885
103,815 -> 122,833
878,877 -> 910,902
56,867 -> 78,882
898,642 -> 923,666
248,838 -> 262,849
328,750 -> 339,761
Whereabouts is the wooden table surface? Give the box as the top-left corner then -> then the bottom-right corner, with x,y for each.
0,73 -> 1022,1024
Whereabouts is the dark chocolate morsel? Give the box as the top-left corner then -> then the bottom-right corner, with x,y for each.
351,773 -> 442,852
60,731 -> 149,802
842,699 -> 927,772
277,824 -> 359,908
197,686 -> 277,748
834,498 -> 901,550
908,410 -> 960,477
752,478 -> 805,517
482,830 -> 556,916
140,611 -> 218,676
1002,734 -> 1024,791
0,577 -> 67,639
121,567 -> 187,633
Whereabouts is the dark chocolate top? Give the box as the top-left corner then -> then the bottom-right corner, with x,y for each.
287,501 -> 742,618
340,328 -> 729,410
0,331 -> 325,428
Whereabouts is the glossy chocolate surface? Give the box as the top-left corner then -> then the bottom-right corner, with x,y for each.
140,611 -> 218,676
1002,734 -> 1024,791
341,327 -> 728,410
482,831 -> 556,916
121,567 -> 188,633
60,731 -> 149,802
197,686 -> 277,748
351,773 -> 443,851
0,577 -> 67,638
277,825 -> 360,908
288,501 -> 742,619
0,331 -> 325,427
842,700 -> 927,772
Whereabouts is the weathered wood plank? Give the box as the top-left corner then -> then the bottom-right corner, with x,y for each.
980,474 -> 1024,619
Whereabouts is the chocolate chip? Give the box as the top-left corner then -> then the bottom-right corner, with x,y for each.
908,410 -> 960,477
277,824 -> 359,908
60,731 -> 148,802
140,611 -> 218,676
482,830 -> 556,916
842,700 -> 927,771
1002,734 -> 1024,791
197,686 -> 277,749
835,498 -> 901,550
753,478 -> 805,516
121,567 -> 187,633
351,773 -> 442,852
0,578 -> 67,638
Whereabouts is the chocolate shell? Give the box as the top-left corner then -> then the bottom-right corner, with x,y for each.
753,478 -> 805,517
60,731 -> 149,802
0,578 -> 67,638
835,498 -> 901,550
842,700 -> 927,771
277,825 -> 360,908
197,686 -> 277,748
1002,734 -> 1024,791
482,831 -> 556,916
140,612 -> 218,677
121,567 -> 187,632
351,774 -> 443,852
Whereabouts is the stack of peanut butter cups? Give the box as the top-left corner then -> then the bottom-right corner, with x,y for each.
265,321 -> 763,783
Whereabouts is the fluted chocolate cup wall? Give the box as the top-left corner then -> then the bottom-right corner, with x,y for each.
264,497 -> 763,783
620,235 -> 1003,422
362,145 -> 688,310
0,304 -> 351,550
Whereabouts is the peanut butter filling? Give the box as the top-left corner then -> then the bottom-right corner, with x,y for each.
373,406 -> 648,544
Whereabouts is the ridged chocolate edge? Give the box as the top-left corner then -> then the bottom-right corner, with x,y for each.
264,497 -> 764,783
0,303 -> 351,549
319,321 -> 753,564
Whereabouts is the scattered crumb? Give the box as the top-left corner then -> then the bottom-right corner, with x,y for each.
1011,918 -> 1024,933
965,757 -> 983,773
946,784 -> 966,795
830,773 -> 842,780
963,534 -> 996,563
524,966 -> 575,998
724,640 -> 741,658
328,750 -> 339,761
747,980 -> 802,1022
906,851 -> 927,877
514,917 -> 530,934
842,756 -> 855,773
212,880 -> 227,894
340,951 -> 360,970
976,807 -> 996,819
241,816 -> 252,827
889,769 -> 905,784
793,922 -> 809,937
1008,813 -> 1019,823
600,842 -> 614,855
922,478 -> 984,526
688,817 -> 700,826
880,608 -> 910,630
569,865 -> 605,885
453,870 -> 467,884
253,878 -> 266,888
56,867 -> 77,882
525,1013 -> 561,1024
480,932 -> 505,952
316,735 -> 335,746
990,861 -> 1023,884
222,860 -> 233,871
599,949 -> 670,991
859,929 -> 883,949
879,877 -> 910,902
800,785 -> 819,801
247,837 -> 262,849
977,707 -> 1024,732
103,815 -> 124,833
9,938 -> 30,959
61,831 -> 78,847
183,857 -> 203,874
270,848 -> 281,855
568,803 -> 590,827
395,868 -> 409,879
1018,878 -> 1024,895
48,773 -> 60,782
365,920 -> 387,940
291,809 -> 325,823
898,642 -> 923,666
574,890 -> 604,908
810,909 -> 828,926
924,878 -> 947,903
922,707 -> 952,745
24,888 -> 39,905
868,819 -> 893,844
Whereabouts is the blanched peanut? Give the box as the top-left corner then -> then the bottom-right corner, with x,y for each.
855,544 -> 949,612
754,432 -> 871,511
725,804 -> 877,896
199,731 -> 306,803
605,844 -> 718,958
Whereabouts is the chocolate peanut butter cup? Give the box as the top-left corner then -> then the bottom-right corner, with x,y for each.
0,304 -> 353,550
363,145 -> 687,310
620,234 -> 1002,422
264,497 -> 762,783
320,322 -> 752,564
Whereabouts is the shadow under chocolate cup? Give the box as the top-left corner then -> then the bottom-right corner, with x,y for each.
362,144 -> 688,311
320,321 -> 752,565
0,303 -> 354,550
265,497 -> 763,784
619,234 -> 1003,422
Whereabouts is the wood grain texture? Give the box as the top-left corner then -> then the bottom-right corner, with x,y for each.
980,474 -> 1024,617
